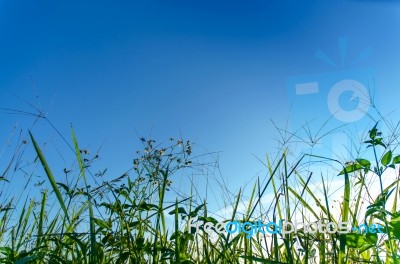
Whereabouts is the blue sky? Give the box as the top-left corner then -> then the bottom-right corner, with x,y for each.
1,0 -> 400,212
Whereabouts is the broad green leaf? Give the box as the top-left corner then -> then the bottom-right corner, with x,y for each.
356,158 -> 371,168
365,233 -> 378,244
393,155 -> 400,164
381,150 -> 392,166
344,233 -> 369,248
358,233 -> 378,253
390,217 -> 400,239
338,163 -> 363,175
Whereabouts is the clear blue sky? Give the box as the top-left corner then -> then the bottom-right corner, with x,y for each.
1,0 -> 400,212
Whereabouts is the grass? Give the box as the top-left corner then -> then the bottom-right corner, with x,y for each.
0,121 -> 399,263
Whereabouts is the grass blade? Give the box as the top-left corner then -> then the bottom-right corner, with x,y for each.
29,131 -> 70,223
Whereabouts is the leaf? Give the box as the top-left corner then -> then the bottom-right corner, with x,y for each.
356,158 -> 371,168
365,206 -> 382,218
0,207 -> 14,212
365,138 -> 386,148
393,155 -> 400,164
365,233 -> 378,244
57,182 -> 70,193
359,233 -> 378,253
71,127 -> 98,263
344,233 -> 377,250
344,233 -> 368,248
188,203 -> 204,218
366,188 -> 395,219
138,202 -> 158,211
170,230 -> 183,240
169,207 -> 187,215
198,216 -> 218,225
29,131 -> 70,223
93,218 -> 111,229
381,150 -> 392,166
338,163 -> 363,175
375,138 -> 386,148
0,177 -> 8,182
369,124 -> 378,140
389,217 -> 400,239
364,140 -> 374,145
135,236 -> 145,249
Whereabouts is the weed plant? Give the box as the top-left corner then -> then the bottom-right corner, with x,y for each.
0,119 -> 399,263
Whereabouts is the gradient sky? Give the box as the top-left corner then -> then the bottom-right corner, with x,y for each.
1,0 -> 400,212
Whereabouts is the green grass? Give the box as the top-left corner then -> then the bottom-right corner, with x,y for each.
0,122 -> 399,263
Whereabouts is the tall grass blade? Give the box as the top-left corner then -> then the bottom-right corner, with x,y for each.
29,131 -> 70,223
71,127 -> 97,264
